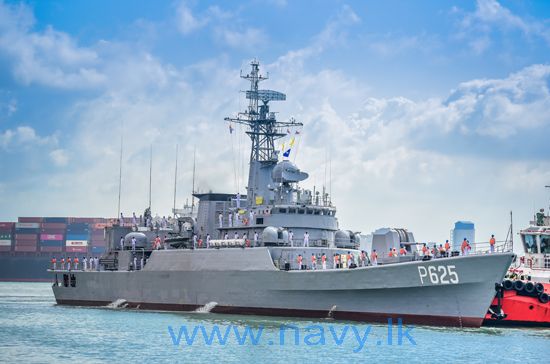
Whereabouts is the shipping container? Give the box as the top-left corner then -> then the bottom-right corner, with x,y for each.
15,222 -> 40,229
0,239 -> 12,246
41,222 -> 67,230
15,241 -> 38,247
42,217 -> 68,223
18,217 -> 43,223
39,240 -> 63,247
0,222 -> 15,229
14,245 -> 37,252
66,246 -> 87,253
0,246 -> 12,252
69,218 -> 96,224
0,232 -> 12,240
66,235 -> 89,242
40,234 -> 64,241
91,241 -> 106,247
66,240 -> 88,247
15,234 -> 38,241
40,229 -> 65,235
91,246 -> 105,254
40,246 -> 63,253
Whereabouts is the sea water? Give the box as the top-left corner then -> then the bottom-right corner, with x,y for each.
0,282 -> 548,363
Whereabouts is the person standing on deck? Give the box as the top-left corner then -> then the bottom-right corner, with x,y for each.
311,253 -> 317,270
254,231 -> 258,247
60,257 -> 65,270
288,230 -> 294,247
51,257 -> 56,270
83,256 -> 87,271
370,250 -> 378,266
74,257 -> 79,270
303,231 -> 310,247
120,236 -> 124,251
67,257 -> 71,271
219,213 -> 223,228
322,253 -> 327,270
461,238 -> 468,256
444,240 -> 451,257
206,234 -> 211,249
228,212 -> 233,227
94,257 -> 99,271
333,254 -> 338,269
120,213 -> 124,226
132,213 -> 137,229
297,254 -> 303,270
490,235 -> 496,253
131,236 -> 136,251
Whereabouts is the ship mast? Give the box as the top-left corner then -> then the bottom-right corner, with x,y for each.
224,60 -> 302,205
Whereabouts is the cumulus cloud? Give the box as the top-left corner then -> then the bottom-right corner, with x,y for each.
0,126 -> 56,150
456,0 -> 550,53
0,1 -> 105,89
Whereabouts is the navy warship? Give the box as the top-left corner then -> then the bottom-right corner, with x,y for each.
50,60 -> 515,327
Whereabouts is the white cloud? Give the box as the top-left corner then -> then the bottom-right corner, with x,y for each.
49,149 -> 68,166
271,4 -> 360,70
214,27 -> 267,49
0,126 -> 56,150
0,1 -> 105,89
175,2 -> 208,34
456,0 -> 550,53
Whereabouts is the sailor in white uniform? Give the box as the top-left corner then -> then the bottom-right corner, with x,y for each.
303,231 -> 310,247
131,236 -> 136,251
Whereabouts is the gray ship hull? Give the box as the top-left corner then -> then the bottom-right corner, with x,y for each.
51,248 -> 514,327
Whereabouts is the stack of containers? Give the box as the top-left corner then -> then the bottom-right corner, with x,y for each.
40,217 -> 67,253
90,220 -> 107,255
0,222 -> 14,251
15,217 -> 41,252
66,222 -> 90,253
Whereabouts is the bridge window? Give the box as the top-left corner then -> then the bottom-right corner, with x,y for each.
298,209 -> 305,214
523,235 -> 538,254
256,217 -> 264,225
279,208 -> 287,213
289,208 -> 296,214
541,235 -> 550,254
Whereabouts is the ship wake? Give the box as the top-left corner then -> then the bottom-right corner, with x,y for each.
106,299 -> 128,309
194,301 -> 218,313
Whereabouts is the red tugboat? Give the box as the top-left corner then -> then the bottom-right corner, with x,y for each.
484,204 -> 550,327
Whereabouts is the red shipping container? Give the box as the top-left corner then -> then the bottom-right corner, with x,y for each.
40,234 -> 64,241
41,223 -> 67,229
15,234 -> 38,241
15,241 -> 38,247
70,217 -> 96,223
0,222 -> 14,229
40,229 -> 65,235
66,246 -> 87,253
18,217 -> 43,223
0,246 -> 12,251
15,245 -> 37,252
40,246 -> 63,252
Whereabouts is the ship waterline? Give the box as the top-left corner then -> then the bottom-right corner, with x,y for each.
51,248 -> 515,327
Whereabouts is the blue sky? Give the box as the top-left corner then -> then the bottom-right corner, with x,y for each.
0,0 -> 549,246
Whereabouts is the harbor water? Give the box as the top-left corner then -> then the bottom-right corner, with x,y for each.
0,282 -> 548,363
